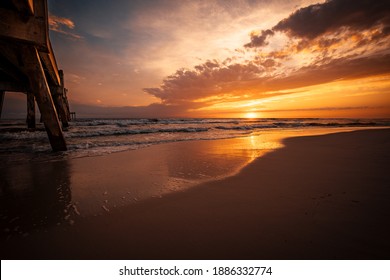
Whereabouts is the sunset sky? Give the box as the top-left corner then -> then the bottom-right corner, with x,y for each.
4,0 -> 390,118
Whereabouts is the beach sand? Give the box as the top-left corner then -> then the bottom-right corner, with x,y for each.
1,128 -> 389,259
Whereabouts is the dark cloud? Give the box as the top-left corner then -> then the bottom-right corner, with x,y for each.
274,0 -> 390,39
245,0 -> 390,48
259,58 -> 277,69
244,29 -> 274,48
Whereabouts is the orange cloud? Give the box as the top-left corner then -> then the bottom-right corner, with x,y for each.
48,14 -> 81,39
144,60 -> 267,105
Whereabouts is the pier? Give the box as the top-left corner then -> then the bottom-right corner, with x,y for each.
0,0 -> 70,151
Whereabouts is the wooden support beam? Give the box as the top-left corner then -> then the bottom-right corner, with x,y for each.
0,7 -> 46,48
59,70 -> 70,124
63,88 -> 71,121
39,41 -> 61,86
23,46 -> 67,151
0,91 -> 5,118
37,0 -> 62,86
11,0 -> 34,16
51,88 -> 69,128
27,0 -> 34,14
49,70 -> 69,127
26,91 -> 35,128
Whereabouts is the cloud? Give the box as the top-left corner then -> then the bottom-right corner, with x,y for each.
49,14 -> 75,29
144,59 -> 266,105
244,29 -> 274,48
263,54 -> 390,92
261,106 -> 374,112
144,50 -> 390,111
245,0 -> 390,48
273,0 -> 390,39
46,0 -> 390,118
143,0 -> 390,116
49,14 -> 82,39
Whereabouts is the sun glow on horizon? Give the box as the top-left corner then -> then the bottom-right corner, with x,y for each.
244,112 -> 258,119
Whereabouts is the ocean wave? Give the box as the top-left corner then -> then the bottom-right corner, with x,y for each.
215,124 -> 276,130
0,130 -> 48,141
1,118 -> 389,163
65,127 -> 210,138
73,118 -> 242,127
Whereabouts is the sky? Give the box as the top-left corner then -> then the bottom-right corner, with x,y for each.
3,0 -> 390,118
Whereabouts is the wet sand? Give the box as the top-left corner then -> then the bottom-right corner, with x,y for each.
1,129 -> 390,259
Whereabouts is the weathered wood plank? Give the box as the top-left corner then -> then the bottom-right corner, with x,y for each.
39,40 -> 61,86
37,0 -> 61,86
0,7 -> 46,47
60,70 -> 71,122
11,0 -> 34,16
51,70 -> 69,127
26,91 -> 35,128
23,45 -> 67,151
28,0 -> 34,14
58,70 -> 70,122
52,95 -> 69,127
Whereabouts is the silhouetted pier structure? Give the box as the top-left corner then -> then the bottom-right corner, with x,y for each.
0,0 -> 70,151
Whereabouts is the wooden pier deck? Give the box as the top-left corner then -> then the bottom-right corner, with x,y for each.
0,0 -> 70,151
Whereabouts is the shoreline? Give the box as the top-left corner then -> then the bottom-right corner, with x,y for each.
1,128 -> 390,259
0,127 -> 368,219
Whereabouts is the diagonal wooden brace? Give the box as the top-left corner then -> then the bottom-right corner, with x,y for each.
22,46 -> 67,151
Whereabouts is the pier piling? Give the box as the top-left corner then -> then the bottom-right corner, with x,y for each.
23,46 -> 67,151
0,0 -> 70,151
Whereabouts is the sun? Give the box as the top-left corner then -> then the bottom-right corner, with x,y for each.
244,112 -> 258,119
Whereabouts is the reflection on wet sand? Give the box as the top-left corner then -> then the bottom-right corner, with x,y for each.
67,134 -> 287,217
0,160 -> 74,238
1,128 -> 355,238
1,134 -> 282,234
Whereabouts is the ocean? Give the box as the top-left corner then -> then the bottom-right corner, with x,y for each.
1,117 -> 389,166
